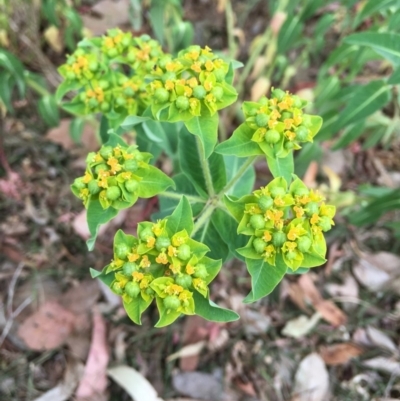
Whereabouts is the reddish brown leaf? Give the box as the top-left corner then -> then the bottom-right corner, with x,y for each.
320,343 -> 363,366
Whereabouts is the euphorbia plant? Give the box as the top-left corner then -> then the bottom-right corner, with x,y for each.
59,29 -> 335,327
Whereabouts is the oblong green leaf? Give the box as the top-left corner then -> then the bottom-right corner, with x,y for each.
136,165 -> 175,198
193,291 -> 239,322
165,196 -> 194,235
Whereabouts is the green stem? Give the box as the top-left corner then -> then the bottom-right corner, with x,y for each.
25,76 -> 50,97
191,201 -> 217,237
195,135 -> 215,197
220,156 -> 257,197
225,0 -> 236,60
158,192 -> 206,204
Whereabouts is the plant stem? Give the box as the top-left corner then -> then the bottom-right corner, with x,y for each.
158,192 -> 206,204
225,0 -> 236,60
25,76 -> 50,98
220,156 -> 257,196
191,201 -> 217,237
195,135 -> 215,197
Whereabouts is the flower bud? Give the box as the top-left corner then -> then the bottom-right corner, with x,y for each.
121,36 -> 131,47
177,244 -> 191,261
256,113 -> 269,127
100,102 -> 110,112
258,195 -> 274,211
125,281 -> 140,298
88,180 -> 101,195
106,186 -> 121,201
95,163 -> 109,174
140,227 -> 155,241
193,85 -> 206,100
211,86 -> 224,100
272,88 -> 285,101
292,95 -> 303,108
125,179 -> 139,193
272,231 -> 286,247
285,141 -> 294,150
295,126 -> 309,141
154,88 -> 169,103
253,237 -> 267,254
89,61 -> 98,72
116,97 -> 126,107
115,243 -> 130,259
124,87 -> 135,97
123,262 -> 138,276
249,214 -> 265,230
176,96 -> 190,111
175,274 -> 193,288
107,48 -> 118,58
100,146 -> 113,160
193,263 -> 208,279
265,130 -> 280,144
163,295 -> 181,310
156,236 -> 171,251
124,159 -> 138,172
297,236 -> 312,252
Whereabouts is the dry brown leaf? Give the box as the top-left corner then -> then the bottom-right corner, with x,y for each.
76,308 -> 109,400
298,275 -> 347,326
45,119 -> 97,151
365,326 -> 397,353
60,280 -> 101,316
234,379 -> 257,396
270,11 -> 287,35
319,343 -> 363,366
17,301 -> 76,351
353,258 -> 391,292
293,353 -> 329,401
251,77 -> 270,102
166,341 -> 206,363
44,25 -> 63,53
325,274 -> 359,298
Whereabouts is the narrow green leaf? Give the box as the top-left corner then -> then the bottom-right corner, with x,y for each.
120,114 -> 151,129
353,0 -> 398,28
388,66 -> 400,84
0,73 -> 14,112
215,124 -> 264,157
89,267 -> 115,286
344,32 -> 400,66
0,48 -> 25,96
193,291 -> 239,322
69,118 -> 85,143
166,196 -> 194,235
55,80 -> 81,102
332,81 -> 391,132
185,111 -> 219,159
243,254 -> 287,303
38,95 -> 60,127
332,123 -> 365,150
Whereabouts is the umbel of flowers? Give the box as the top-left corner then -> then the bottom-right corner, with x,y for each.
226,176 -> 336,271
71,141 -> 174,212
101,216 -> 222,327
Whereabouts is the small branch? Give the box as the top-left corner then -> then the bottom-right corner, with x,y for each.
195,136 -> 215,197
191,202 -> 217,237
158,192 -> 206,204
225,0 -> 236,60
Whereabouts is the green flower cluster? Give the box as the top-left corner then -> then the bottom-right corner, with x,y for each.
242,89 -> 323,158
106,220 -> 221,326
58,30 -> 165,119
71,143 -> 171,211
228,176 -> 335,271
149,45 -> 237,121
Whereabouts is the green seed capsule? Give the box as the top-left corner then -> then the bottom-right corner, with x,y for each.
123,262 -> 138,276
124,159 -> 138,172
270,187 -> 286,198
106,186 -> 121,201
95,163 -> 109,174
292,95 -> 303,108
177,244 -> 191,261
112,282 -> 124,295
272,88 -> 285,101
100,102 -> 110,112
88,98 -> 99,108
121,36 -> 131,47
164,295 -> 181,310
88,180 -> 100,195
256,113 -> 269,127
176,96 -> 189,111
253,237 -> 267,254
258,195 -> 274,211
139,227 -> 154,242
249,214 -> 265,230
74,178 -> 86,190
247,107 -> 258,117
193,264 -> 208,279
175,274 -> 193,288
281,111 -> 293,119
155,236 -> 171,251
115,243 -> 130,259
297,236 -> 312,253
265,130 -> 280,144
99,146 -> 113,160
286,251 -> 297,261
159,56 -> 172,69
193,85 -> 207,100
211,86 -> 224,100
141,34 -> 151,41
295,126 -> 309,142
285,141 -> 294,150
66,71 -> 76,80
161,72 -> 176,84
107,48 -> 118,58
124,87 -> 135,97
154,87 -> 169,103
272,231 -> 286,247
127,52 -> 135,63
125,281 -> 140,298
306,202 -> 319,215
125,179 -> 139,193
294,187 -> 309,197
116,97 -> 126,107
319,216 -> 332,232
99,80 -> 109,90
